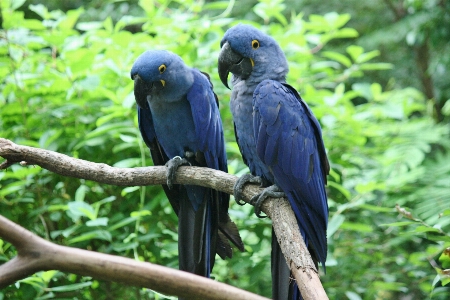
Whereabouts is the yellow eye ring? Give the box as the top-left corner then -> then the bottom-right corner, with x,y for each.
251,39 -> 260,49
158,64 -> 166,73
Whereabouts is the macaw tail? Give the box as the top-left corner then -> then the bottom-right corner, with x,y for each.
178,186 -> 218,277
272,229 -> 304,300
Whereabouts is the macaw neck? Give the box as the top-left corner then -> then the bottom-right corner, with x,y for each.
231,66 -> 287,94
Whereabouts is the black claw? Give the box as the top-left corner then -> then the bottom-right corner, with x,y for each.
233,174 -> 262,205
165,156 -> 190,189
252,185 -> 285,218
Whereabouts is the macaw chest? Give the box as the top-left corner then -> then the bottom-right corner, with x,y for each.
230,91 -> 274,182
149,99 -> 198,157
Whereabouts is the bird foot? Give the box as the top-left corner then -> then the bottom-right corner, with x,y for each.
233,174 -> 263,206
165,156 -> 190,189
250,184 -> 285,218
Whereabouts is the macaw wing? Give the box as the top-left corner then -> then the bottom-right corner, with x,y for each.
282,84 -> 330,182
186,70 -> 244,252
253,79 -> 329,266
186,70 -> 227,173
137,106 -> 182,214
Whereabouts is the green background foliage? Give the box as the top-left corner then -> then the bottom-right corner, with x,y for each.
1,0 -> 449,299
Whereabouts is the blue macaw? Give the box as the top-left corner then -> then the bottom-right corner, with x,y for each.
218,24 -> 329,299
131,50 -> 244,279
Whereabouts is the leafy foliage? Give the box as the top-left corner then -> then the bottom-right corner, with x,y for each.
0,0 -> 449,299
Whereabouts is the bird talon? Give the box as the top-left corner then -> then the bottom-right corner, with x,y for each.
251,194 -> 268,218
165,156 -> 190,189
252,184 -> 284,218
233,174 -> 262,205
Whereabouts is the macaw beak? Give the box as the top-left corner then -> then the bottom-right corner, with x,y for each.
218,41 -> 253,89
132,75 -> 165,109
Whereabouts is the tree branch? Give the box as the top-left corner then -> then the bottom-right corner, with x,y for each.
0,214 -> 268,300
0,138 -> 328,299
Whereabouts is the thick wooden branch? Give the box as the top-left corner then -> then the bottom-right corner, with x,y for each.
0,138 -> 328,299
0,214 -> 268,300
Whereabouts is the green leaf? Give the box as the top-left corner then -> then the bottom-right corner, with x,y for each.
11,0 -> 26,10
112,241 -> 139,252
22,19 -> 46,30
17,276 -> 45,289
359,63 -> 393,71
121,186 -> 140,196
379,221 -> 416,227
322,51 -> 352,67
131,210 -> 152,218
40,270 -> 59,283
328,214 -> 345,237
355,50 -> 380,63
67,201 -> 96,220
345,291 -> 362,300
346,45 -> 364,62
47,281 -> 92,292
439,250 -> 450,269
436,268 -> 450,286
29,4 -> 50,19
203,1 -> 229,10
75,185 -> 88,202
103,16 -> 114,32
86,217 -> 109,227
360,204 -> 394,213
372,281 -> 407,292
324,12 -> 351,28
76,21 -> 103,31
340,222 -> 373,232
68,230 -> 112,244
327,181 -> 351,199
58,8 -> 84,30
333,28 -> 359,39
413,226 -> 442,233
109,217 -> 137,231
442,99 -> 450,116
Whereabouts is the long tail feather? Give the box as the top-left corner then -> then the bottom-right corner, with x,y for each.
178,188 -> 218,277
218,214 -> 245,252
272,228 -> 290,300
272,228 -> 303,300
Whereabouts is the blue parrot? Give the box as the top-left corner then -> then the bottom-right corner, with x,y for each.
131,50 -> 244,279
218,24 -> 329,299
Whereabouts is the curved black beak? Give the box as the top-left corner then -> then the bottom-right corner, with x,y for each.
132,75 -> 165,109
132,75 -> 151,109
218,41 -> 253,89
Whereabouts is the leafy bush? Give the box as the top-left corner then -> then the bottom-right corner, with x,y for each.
1,0 -> 449,299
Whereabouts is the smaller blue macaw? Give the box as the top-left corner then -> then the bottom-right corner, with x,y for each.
218,24 -> 330,299
131,50 -> 244,279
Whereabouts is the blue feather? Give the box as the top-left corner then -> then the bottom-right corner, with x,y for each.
132,50 -> 243,281
220,24 -> 329,300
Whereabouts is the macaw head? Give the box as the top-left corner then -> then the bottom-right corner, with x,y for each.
131,50 -> 193,108
218,24 -> 288,89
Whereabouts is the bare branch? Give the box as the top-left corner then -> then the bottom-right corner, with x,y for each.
0,138 -> 328,299
0,215 -> 268,300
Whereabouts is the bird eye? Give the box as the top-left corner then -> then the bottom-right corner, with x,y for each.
251,40 -> 260,49
158,64 -> 166,73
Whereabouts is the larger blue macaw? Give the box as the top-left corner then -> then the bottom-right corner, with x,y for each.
131,50 -> 244,280
218,24 -> 329,299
